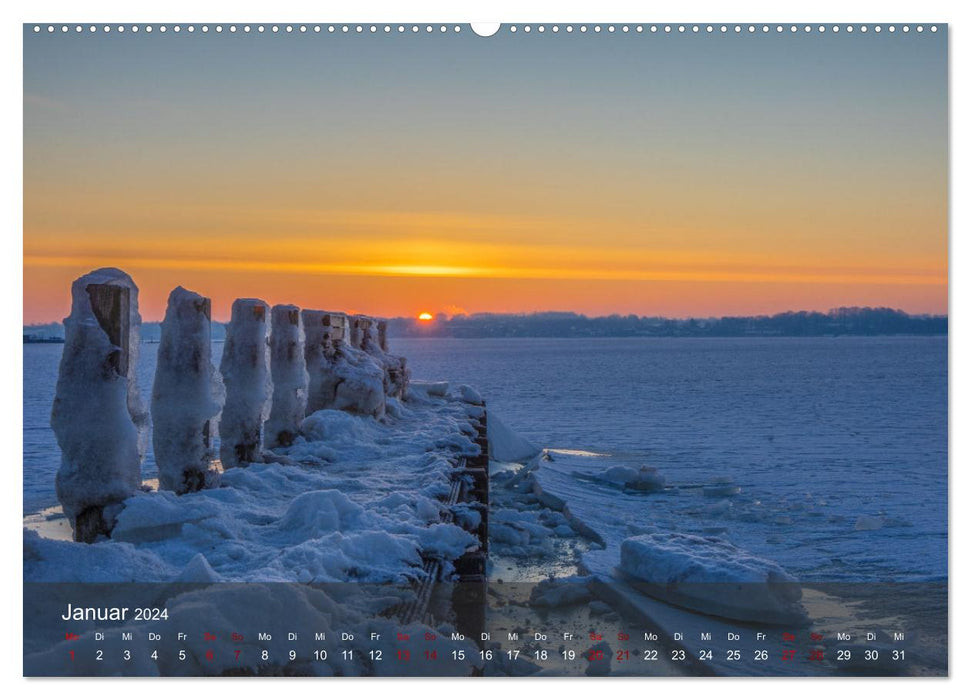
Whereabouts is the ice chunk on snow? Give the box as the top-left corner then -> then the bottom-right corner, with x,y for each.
277,490 -> 364,536
408,381 -> 449,398
457,384 -> 483,405
619,533 -> 807,625
603,466 -> 666,492
175,553 -> 221,583
528,576 -> 593,608
265,305 -> 309,448
487,412 -> 540,463
219,299 -> 271,468
52,268 -> 148,541
151,287 -> 221,494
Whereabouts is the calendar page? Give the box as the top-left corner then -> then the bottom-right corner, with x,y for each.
21,20 -> 948,678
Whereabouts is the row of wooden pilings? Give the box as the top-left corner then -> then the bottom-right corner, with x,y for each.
398,409 -> 490,639
50,268 -> 410,543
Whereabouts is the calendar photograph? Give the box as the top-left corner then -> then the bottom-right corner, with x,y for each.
22,22 -> 948,677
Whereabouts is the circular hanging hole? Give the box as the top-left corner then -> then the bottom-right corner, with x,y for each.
470,23 -> 500,37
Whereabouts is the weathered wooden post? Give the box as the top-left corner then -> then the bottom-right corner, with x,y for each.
219,299 -> 271,468
151,287 -> 220,493
52,268 -> 147,542
266,304 -> 308,447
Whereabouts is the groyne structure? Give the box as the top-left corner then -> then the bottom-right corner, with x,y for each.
51,268 -> 423,543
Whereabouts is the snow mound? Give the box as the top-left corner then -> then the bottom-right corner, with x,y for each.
277,490 -> 365,536
175,553 -> 221,583
300,409 -> 381,446
619,533 -> 808,625
457,384 -> 483,405
112,491 -> 219,543
487,412 -> 540,463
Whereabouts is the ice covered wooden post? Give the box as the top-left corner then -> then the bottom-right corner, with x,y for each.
219,299 -> 271,468
266,304 -> 308,447
325,312 -> 346,347
362,318 -> 410,399
51,268 -> 148,543
377,320 -> 389,353
350,315 -> 373,350
357,317 -> 373,350
151,287 -> 220,494
302,310 -> 345,414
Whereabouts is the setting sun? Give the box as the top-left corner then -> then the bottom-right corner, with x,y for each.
417,312 -> 434,322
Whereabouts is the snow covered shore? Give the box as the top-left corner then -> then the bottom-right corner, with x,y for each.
26,388 -> 486,585
25,385 -> 493,675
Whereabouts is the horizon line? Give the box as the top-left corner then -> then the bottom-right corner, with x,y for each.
23,305 -> 949,328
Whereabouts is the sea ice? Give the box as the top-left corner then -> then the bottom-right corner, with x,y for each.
487,412 -> 541,463
619,533 -> 808,625
603,465 -> 666,492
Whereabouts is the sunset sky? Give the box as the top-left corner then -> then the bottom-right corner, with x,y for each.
23,26 -> 947,323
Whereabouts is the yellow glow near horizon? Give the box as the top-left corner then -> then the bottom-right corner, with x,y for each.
418,312 -> 433,321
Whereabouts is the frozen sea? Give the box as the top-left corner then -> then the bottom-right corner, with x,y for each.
23,336 -> 947,582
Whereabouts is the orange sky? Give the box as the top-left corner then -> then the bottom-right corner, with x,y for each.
23,29 -> 948,323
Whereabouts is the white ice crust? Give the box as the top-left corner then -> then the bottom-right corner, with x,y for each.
52,268 -> 148,526
151,286 -> 221,493
265,304 -> 309,447
219,299 -> 272,468
332,344 -> 387,418
487,411 -> 541,463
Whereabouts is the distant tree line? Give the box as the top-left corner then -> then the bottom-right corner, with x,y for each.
386,307 -> 947,338
25,306 -> 947,342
